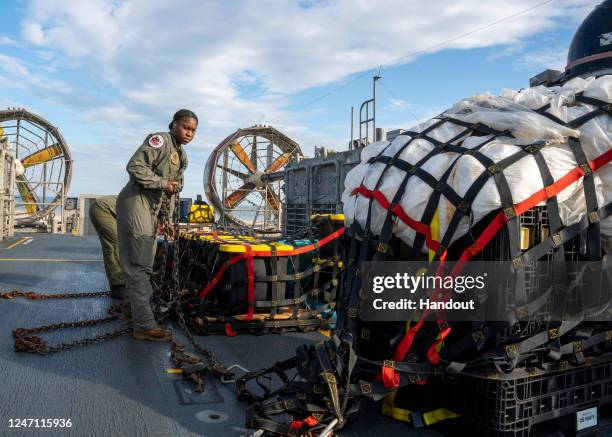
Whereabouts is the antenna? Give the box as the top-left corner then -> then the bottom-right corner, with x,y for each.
358,74 -> 382,148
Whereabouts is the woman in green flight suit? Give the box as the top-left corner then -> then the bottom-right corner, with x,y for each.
117,109 -> 198,341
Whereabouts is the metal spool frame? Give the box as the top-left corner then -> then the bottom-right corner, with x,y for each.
204,125 -> 301,234
0,109 -> 72,225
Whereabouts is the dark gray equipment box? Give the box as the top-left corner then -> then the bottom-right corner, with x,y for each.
284,148 -> 361,236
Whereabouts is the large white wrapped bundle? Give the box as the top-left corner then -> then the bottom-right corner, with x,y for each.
342,75 -> 612,253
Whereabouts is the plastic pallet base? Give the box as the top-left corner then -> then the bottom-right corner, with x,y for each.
434,354 -> 612,436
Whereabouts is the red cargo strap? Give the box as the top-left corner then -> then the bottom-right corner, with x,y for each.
289,420 -> 302,430
199,253 -> 246,299
245,245 -> 255,320
427,327 -> 452,365
224,323 -> 237,337
458,149 -> 612,263
352,186 -> 443,254
291,227 -> 345,256
382,361 -> 400,388
303,416 -> 319,427
393,322 -> 422,362
393,149 -> 612,361
197,227 -> 344,300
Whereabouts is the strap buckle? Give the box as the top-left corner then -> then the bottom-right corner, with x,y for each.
321,371 -> 337,384
548,328 -> 559,340
580,163 -> 592,175
505,344 -> 518,358
360,381 -> 372,395
472,330 -> 485,344
515,306 -> 528,319
383,360 -> 394,369
551,234 -> 563,248
589,211 -> 600,224
457,200 -> 470,215
377,242 -> 388,254
405,353 -> 418,363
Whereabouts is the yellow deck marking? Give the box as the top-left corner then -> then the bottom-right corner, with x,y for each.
0,258 -> 104,262
1,237 -> 27,250
166,368 -> 183,374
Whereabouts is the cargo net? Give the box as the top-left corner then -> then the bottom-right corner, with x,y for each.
155,214 -> 345,335
237,75 -> 612,436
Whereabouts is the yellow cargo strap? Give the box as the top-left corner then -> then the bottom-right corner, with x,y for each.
428,208 -> 440,263
310,213 -> 345,222
219,243 -> 294,253
382,391 -> 459,426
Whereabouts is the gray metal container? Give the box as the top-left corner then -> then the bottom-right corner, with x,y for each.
284,148 -> 361,235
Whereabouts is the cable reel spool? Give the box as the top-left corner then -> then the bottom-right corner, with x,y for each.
0,109 -> 72,225
204,125 -> 301,234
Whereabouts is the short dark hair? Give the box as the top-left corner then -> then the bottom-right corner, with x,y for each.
169,109 -> 198,130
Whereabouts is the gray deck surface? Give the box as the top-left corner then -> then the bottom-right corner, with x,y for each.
0,234 -> 445,437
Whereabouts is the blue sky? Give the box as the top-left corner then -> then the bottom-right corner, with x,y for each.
0,0 -> 598,198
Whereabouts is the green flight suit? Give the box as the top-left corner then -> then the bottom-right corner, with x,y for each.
89,195 -> 124,287
117,132 -> 188,330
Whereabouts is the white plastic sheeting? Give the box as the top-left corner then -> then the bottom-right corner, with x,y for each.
14,158 -> 24,178
343,75 -> 612,253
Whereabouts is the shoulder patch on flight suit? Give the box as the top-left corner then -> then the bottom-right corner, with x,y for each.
170,151 -> 180,165
148,134 -> 164,148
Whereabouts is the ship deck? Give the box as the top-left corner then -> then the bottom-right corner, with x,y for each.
0,233 -> 450,436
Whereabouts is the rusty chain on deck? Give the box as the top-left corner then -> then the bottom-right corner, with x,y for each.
4,188 -> 229,383
11,303 -> 131,355
163,190 -> 232,391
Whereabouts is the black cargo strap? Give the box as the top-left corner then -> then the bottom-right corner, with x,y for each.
239,92 -> 612,434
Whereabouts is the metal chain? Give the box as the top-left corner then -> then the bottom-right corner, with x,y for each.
12,303 -> 131,355
166,190 -> 229,377
1,290 -> 110,300
8,188 -> 225,372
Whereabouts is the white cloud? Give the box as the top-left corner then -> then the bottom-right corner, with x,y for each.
515,46 -> 569,72
4,0 -> 600,195
0,53 -> 73,95
0,36 -> 18,46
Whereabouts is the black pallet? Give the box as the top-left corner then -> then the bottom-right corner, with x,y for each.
435,354 -> 612,436
477,206 -> 592,343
